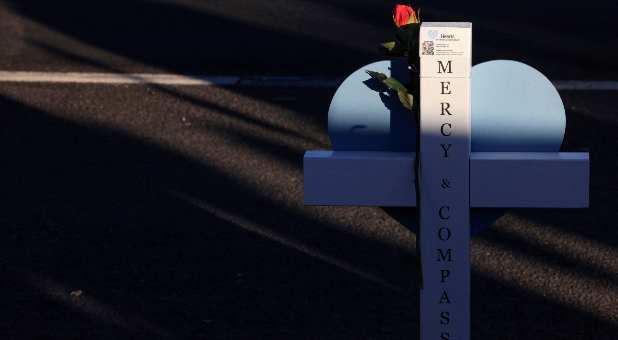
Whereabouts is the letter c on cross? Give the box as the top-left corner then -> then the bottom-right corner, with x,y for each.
439,206 -> 451,220
441,123 -> 452,136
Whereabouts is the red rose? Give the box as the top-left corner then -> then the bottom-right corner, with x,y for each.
393,4 -> 418,27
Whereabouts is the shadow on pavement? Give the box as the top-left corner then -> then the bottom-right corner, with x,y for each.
1,92 -> 617,339
0,94 -> 417,339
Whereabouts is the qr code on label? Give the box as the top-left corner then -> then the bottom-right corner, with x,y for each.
422,41 -> 434,55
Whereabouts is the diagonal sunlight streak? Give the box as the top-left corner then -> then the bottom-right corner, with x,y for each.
168,190 -> 403,292
25,39 -> 328,148
473,238 -> 618,324
0,85 -> 414,253
495,213 -> 618,278
157,94 -> 416,253
1,36 -> 415,255
20,270 -> 172,337
166,85 -> 328,148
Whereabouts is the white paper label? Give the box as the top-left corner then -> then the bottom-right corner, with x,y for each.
420,23 -> 472,78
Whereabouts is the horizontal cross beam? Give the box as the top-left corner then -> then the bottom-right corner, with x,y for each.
304,151 -> 589,208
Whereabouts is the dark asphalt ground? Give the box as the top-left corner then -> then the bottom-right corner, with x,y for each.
0,1 -> 617,339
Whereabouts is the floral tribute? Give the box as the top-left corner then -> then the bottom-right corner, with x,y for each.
366,3 -> 421,111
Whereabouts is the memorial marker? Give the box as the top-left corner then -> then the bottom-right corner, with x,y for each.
303,22 -> 589,340
418,22 -> 472,340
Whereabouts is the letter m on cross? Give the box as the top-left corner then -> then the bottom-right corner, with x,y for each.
438,60 -> 453,74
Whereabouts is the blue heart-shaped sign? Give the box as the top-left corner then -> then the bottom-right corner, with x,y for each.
328,59 -> 565,235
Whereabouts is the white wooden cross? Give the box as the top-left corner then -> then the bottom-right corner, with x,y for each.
303,22 -> 589,340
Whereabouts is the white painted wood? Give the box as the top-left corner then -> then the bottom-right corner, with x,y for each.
419,22 -> 472,340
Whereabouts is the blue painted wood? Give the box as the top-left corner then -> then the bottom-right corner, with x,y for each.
304,151 -> 416,206
327,60 -> 566,153
470,152 -> 589,207
328,59 -> 415,151
471,61 -> 566,152
304,151 -> 589,208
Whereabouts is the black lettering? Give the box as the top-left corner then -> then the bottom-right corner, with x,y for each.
441,269 -> 451,283
440,311 -> 451,325
439,206 -> 451,220
441,102 -> 452,115
437,248 -> 453,262
441,123 -> 452,136
441,81 -> 452,95
438,60 -> 453,74
438,227 -> 452,241
441,144 -> 452,157
439,290 -> 451,304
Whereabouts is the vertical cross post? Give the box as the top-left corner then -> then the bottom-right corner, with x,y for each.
419,22 -> 472,340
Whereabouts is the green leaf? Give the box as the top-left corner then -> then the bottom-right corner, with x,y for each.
381,41 -> 396,51
397,90 -> 413,110
365,70 -> 387,81
383,77 -> 407,92
365,71 -> 414,111
380,41 -> 405,57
